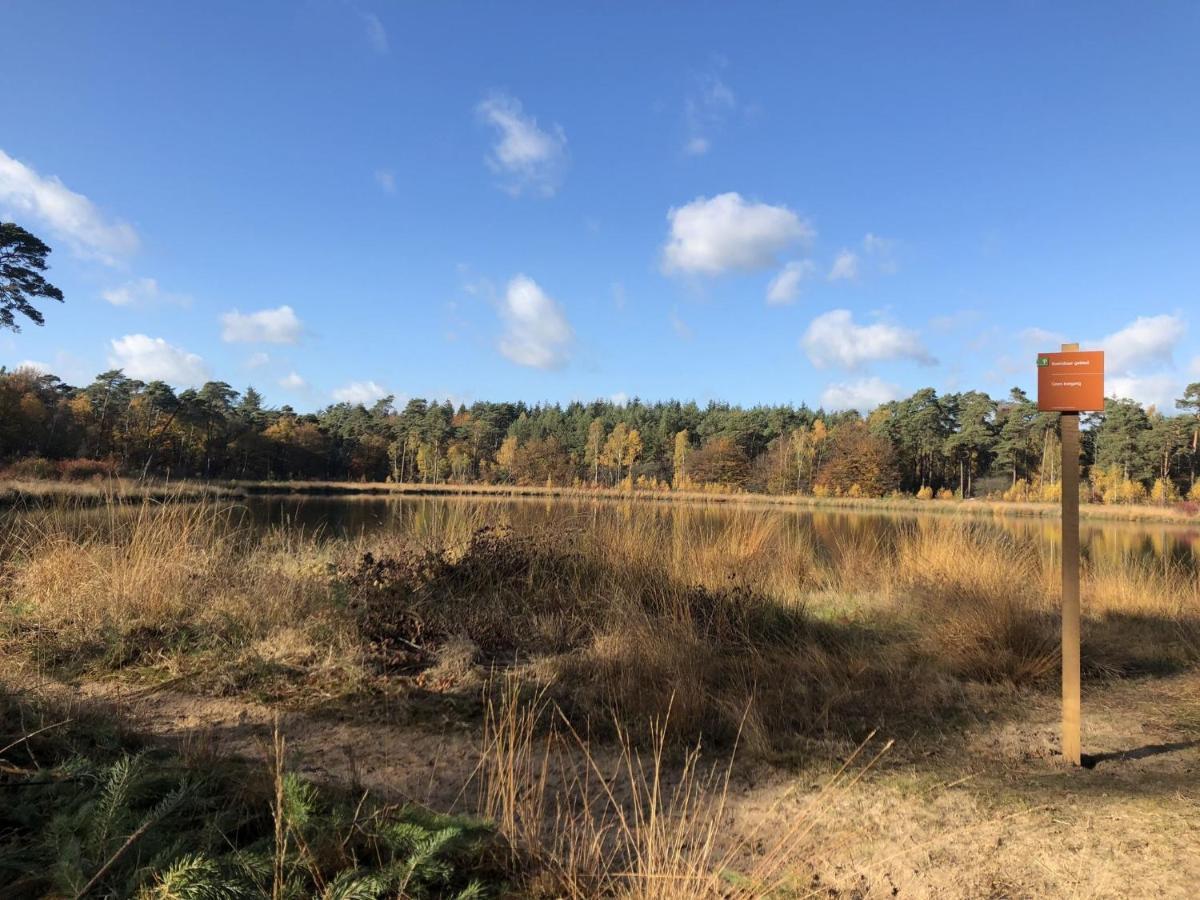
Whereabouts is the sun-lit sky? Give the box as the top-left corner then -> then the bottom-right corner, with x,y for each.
2,2 -> 1198,412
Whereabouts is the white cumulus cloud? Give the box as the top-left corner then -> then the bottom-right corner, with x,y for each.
246,352 -> 270,369
332,380 -> 389,405
662,193 -> 813,276
102,277 -> 189,308
828,250 -> 859,282
820,376 -> 900,412
477,92 -> 567,197
801,309 -> 935,369
108,334 -> 208,386
1098,314 -> 1184,373
278,371 -> 307,391
498,275 -> 573,370
14,359 -> 51,374
1107,373 -> 1183,412
766,260 -> 816,305
220,305 -> 303,344
0,148 -> 139,263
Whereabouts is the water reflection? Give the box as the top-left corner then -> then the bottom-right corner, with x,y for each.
237,495 -> 1200,575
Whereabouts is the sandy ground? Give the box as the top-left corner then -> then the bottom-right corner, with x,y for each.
11,669 -> 1199,899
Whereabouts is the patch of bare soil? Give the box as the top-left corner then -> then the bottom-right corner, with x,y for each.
9,669 -> 1198,898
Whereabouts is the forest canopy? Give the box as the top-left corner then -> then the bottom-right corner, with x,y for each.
2,364 -> 1198,504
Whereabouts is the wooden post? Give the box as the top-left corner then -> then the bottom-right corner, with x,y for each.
1060,342 -> 1082,766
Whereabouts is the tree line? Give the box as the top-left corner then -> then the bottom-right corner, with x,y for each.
2,365 -> 1199,503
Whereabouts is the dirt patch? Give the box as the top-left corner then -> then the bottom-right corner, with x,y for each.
10,668 -> 1197,898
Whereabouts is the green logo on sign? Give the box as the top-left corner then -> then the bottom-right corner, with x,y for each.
1037,356 -> 1049,367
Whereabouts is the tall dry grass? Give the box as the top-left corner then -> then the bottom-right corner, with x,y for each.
473,680 -> 891,898
2,495 -> 1197,745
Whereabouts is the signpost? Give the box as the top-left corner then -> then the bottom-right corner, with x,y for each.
1037,344 -> 1104,766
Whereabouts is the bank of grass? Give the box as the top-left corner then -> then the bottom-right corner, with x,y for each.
3,496 -> 1197,756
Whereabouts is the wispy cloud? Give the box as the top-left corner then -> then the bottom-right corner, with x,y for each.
108,334 -> 208,386
477,92 -> 568,197
820,376 -> 900,412
220,305 -> 304,344
359,10 -> 388,53
332,380 -> 389,405
102,277 -> 189,308
278,371 -> 307,391
766,260 -> 816,305
683,66 -> 736,155
0,148 -> 139,264
662,193 -> 813,277
669,306 -> 694,340
827,250 -> 859,282
374,168 -> 396,194
497,274 -> 573,369
802,309 -> 935,369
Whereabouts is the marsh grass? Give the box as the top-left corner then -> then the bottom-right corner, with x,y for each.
2,496 -> 1197,752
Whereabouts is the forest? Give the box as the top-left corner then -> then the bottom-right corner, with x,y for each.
2,364 -> 1199,503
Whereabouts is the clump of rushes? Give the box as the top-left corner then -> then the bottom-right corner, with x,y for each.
0,690 -> 502,898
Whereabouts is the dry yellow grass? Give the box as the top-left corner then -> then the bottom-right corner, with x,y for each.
474,680 -> 892,898
1,494 -> 1196,748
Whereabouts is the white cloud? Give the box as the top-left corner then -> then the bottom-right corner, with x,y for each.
610,392 -> 629,406
820,377 -> 900,412
801,309 -> 935,369
766,260 -> 817,305
332,380 -> 388,405
220,305 -> 303,344
497,275 -> 573,369
1098,314 -> 1184,373
661,193 -> 813,276
359,11 -> 388,53
1107,373 -> 1182,412
375,169 -> 396,193
246,352 -> 270,369
14,359 -> 51,374
101,277 -> 189,308
0,148 -> 139,263
108,334 -> 208,386
828,250 -> 859,282
1190,356 -> 1200,377
278,371 -> 307,391
476,92 -> 567,197
684,137 -> 710,156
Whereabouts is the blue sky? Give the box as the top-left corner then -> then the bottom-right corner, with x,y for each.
2,1 -> 1198,412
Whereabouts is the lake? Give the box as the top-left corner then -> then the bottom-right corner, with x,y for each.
233,494 -> 1200,576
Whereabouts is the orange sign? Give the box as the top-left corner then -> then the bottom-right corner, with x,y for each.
1036,350 -> 1104,412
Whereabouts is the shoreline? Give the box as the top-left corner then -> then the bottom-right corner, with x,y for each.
3,476 -> 1198,525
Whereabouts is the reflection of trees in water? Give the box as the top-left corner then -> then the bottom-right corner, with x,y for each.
238,496 -> 1200,575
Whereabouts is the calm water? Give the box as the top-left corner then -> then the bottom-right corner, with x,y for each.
234,494 -> 1200,576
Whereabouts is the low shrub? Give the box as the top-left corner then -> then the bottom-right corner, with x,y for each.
58,457 -> 118,482
2,456 -> 59,480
